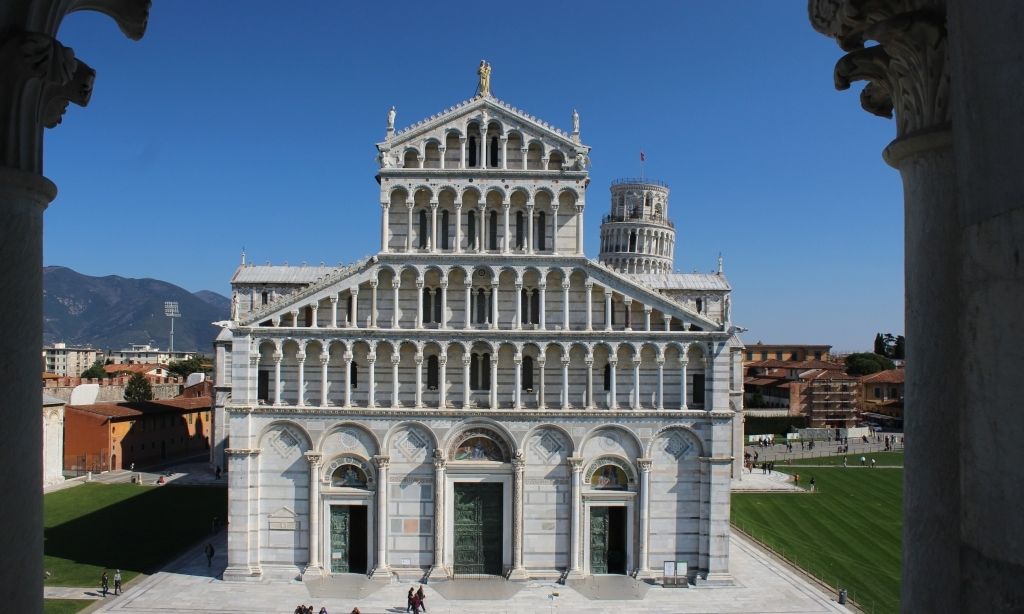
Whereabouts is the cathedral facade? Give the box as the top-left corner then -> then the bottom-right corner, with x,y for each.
215,71 -> 743,584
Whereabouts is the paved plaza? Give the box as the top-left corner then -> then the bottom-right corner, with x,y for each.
74,528 -> 849,614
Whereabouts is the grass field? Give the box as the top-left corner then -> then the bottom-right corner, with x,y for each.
732,462 -> 902,613
44,483 -> 226,587
786,451 -> 906,467
43,599 -> 93,614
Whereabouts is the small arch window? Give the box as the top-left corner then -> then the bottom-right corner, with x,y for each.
522,355 -> 534,390
427,355 -> 439,390
350,361 -> 358,389
468,136 -> 478,167
331,464 -> 368,488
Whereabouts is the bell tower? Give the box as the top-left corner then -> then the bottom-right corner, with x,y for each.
598,179 -> 675,274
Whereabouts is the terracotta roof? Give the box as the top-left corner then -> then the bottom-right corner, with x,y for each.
860,369 -> 905,384
801,369 -> 858,381
103,363 -> 168,374
65,396 -> 211,419
746,377 -> 784,387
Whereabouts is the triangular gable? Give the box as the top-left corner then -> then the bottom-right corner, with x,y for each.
241,256 -> 375,326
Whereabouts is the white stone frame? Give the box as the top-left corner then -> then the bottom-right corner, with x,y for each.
443,463 -> 513,575
581,493 -> 636,576
322,497 -> 375,576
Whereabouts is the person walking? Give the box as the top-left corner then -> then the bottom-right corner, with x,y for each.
407,587 -> 415,612
113,569 -> 122,595
809,476 -> 816,492
843,456 -> 848,468
205,542 -> 215,567
871,458 -> 877,469
101,571 -> 109,598
794,473 -> 800,486
410,591 -> 422,614
416,586 -> 427,612
860,455 -> 866,466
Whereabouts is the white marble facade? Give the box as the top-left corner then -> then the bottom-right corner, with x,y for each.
216,76 -> 743,583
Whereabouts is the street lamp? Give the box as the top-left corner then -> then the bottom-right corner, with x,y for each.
164,301 -> 181,354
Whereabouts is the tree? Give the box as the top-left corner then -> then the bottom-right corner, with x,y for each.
167,356 -> 210,379
124,372 -> 153,402
844,352 -> 896,376
80,361 -> 107,379
874,333 -> 885,355
893,335 -> 906,360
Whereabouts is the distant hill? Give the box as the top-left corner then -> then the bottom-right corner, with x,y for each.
43,266 -> 229,353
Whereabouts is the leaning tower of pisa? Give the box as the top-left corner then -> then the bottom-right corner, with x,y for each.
598,179 -> 676,274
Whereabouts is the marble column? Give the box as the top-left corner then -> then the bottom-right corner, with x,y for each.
391,280 -> 400,328
526,204 -> 534,254
585,358 -> 594,410
319,352 -> 329,406
680,358 -> 688,410
273,352 -> 283,405
643,306 -> 651,331
561,281 -> 570,330
490,282 -> 499,329
439,281 -> 448,329
477,206 -> 486,252
632,359 -> 641,409
609,358 -> 618,410
538,358 -> 547,410
415,280 -> 424,328
430,201 -> 438,252
520,147 -> 528,170
367,354 -> 376,408
392,355 -> 400,407
310,304 -> 319,328
489,357 -> 498,408
584,282 -> 593,330
462,355 -> 471,408
464,282 -> 472,329
405,202 -> 414,252
305,452 -> 322,574
623,299 -> 632,331
502,203 -> 511,254
664,315 -> 671,332
656,358 -> 665,411
550,206 -> 559,254
350,290 -> 359,328
343,352 -> 353,407
637,458 -> 652,577
454,202 -> 462,253
500,135 -> 508,169
513,354 -> 522,410
330,296 -> 339,328
514,283 -> 523,329
370,281 -> 378,328
604,290 -> 612,331
509,454 -> 528,580
433,451 -> 446,572
438,354 -> 447,408
538,284 -> 547,330
414,353 -> 423,408
561,358 -> 570,409
575,204 -> 584,254
380,203 -> 389,252
459,136 -> 466,169
567,456 -> 584,579
371,456 -> 391,578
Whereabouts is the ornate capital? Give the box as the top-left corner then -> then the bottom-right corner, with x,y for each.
433,448 -> 446,469
568,456 -> 585,472
373,455 -> 390,469
809,0 -> 950,143
305,451 -> 323,466
295,352 -> 306,363
637,458 -> 653,472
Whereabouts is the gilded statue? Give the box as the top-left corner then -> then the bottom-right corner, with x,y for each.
477,60 -> 492,97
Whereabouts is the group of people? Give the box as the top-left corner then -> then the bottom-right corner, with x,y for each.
99,569 -> 122,597
293,607 -> 328,614
407,585 -> 428,613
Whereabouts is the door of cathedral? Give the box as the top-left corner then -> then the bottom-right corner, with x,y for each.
590,506 -> 627,574
329,505 -> 367,574
453,483 -> 502,575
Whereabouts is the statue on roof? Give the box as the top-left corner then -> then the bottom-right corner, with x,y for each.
386,106 -> 396,132
477,60 -> 492,97
572,108 -> 580,134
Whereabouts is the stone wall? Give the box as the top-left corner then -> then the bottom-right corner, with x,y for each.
43,378 -> 184,403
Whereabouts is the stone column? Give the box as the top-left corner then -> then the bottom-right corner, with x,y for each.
632,359 -> 641,409
464,281 -> 472,328
561,281 -> 570,330
438,354 -> 447,409
371,456 -> 391,578
380,203 -> 390,252
391,355 -> 400,408
320,352 -> 329,406
509,454 -> 528,580
538,283 -> 547,330
664,315 -> 671,332
343,352 -> 353,407
643,306 -> 652,332
585,358 -> 595,410
462,355 -> 472,408
367,354 -> 377,408
350,289 -> 359,328
567,457 -> 585,579
680,358 -> 688,410
609,358 -> 618,410
433,451 -> 446,571
391,280 -> 400,328
550,205 -> 559,255
273,352 -> 283,405
561,358 -> 570,409
247,354 -> 259,404
623,299 -> 633,331
526,203 -> 535,254
414,353 -> 423,408
514,283 -> 523,329
415,279 -> 424,328
438,146 -> 446,170
520,146 -> 528,170
477,205 -> 485,252
575,204 -> 584,254
500,135 -> 508,170
538,357 -> 547,410
502,202 -> 511,253
305,452 -> 323,574
369,282 -> 378,328
490,282 -> 499,329
405,201 -> 414,252
489,356 -> 498,408
637,458 -> 652,577
585,282 -> 593,330
656,358 -> 665,411
604,290 -> 612,331
330,295 -> 339,328
459,136 -> 466,169
439,281 -> 448,329
454,202 -> 462,253
291,309 -> 300,328
430,201 -> 438,252
310,304 -> 319,328
513,353 -> 523,410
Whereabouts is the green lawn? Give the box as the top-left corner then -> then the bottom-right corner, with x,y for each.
43,599 -> 93,614
44,483 -> 226,587
732,465 -> 902,613
786,451 -> 905,467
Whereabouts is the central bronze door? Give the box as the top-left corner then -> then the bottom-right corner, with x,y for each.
330,505 -> 367,574
453,483 -> 503,575
590,506 -> 627,574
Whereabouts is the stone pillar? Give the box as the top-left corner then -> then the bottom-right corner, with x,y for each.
538,284 -> 547,330
305,452 -> 322,574
514,283 -> 523,329
632,359 -> 641,410
343,352 -> 353,407
520,147 -> 528,170
680,358 -> 688,410
291,309 -> 300,328
500,135 -> 508,170
561,358 -> 570,409
369,281 -> 378,328
513,353 -> 522,410
509,454 -> 528,580
273,352 -> 283,405
438,354 -> 447,409
503,202 -> 511,253
225,448 -> 260,582
582,282 -> 594,330
454,202 -> 462,253
561,281 -> 570,330
459,136 -> 466,169
489,356 -> 498,409
405,201 -> 414,252
367,354 -> 376,408
550,205 -> 559,255
433,451 -> 446,572
526,204 -> 535,254
330,295 -> 339,328
430,201 -> 438,252
415,279 -> 424,328
462,355 -> 471,409
575,204 -> 584,254
604,290 -> 612,331
439,281 -> 448,329
464,281 -> 472,329
643,306 -> 652,331
350,289 -> 359,328
585,358 -> 595,410
490,282 -> 499,329
391,355 -> 400,408
609,358 -> 618,409
538,357 -> 547,410
414,353 -> 423,408
371,456 -> 391,578
637,458 -> 652,577
319,352 -> 329,406
567,457 -> 585,579
380,203 -> 389,252
391,280 -> 400,328
623,299 -> 632,331
656,358 -> 665,411
309,304 -> 319,328
664,315 -> 671,332
477,205 -> 486,252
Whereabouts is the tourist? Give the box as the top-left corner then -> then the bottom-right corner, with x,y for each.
843,457 -> 848,468
809,476 -> 816,492
101,571 -> 109,597
113,569 -> 122,595
794,473 -> 800,486
411,591 -> 422,614
319,607 -> 328,614
205,543 -> 215,567
860,456 -> 866,466
407,587 -> 415,612
871,458 -> 876,469
416,585 -> 427,611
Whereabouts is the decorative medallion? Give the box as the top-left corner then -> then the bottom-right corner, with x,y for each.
662,431 -> 693,461
270,427 -> 301,457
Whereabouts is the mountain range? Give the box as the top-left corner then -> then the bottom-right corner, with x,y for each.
43,266 -> 230,353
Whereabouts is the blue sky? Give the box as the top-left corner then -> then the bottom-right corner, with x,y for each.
45,1 -> 904,351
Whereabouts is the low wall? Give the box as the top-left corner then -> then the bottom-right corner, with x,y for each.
43,377 -> 184,403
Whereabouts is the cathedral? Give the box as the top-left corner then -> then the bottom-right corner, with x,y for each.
214,65 -> 744,584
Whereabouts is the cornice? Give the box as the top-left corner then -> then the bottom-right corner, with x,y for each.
225,404 -> 728,421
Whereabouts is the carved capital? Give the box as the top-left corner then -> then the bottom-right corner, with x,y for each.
568,456 -> 585,472
637,458 -> 653,472
809,0 -> 950,141
305,451 -> 323,466
433,448 -> 447,469
373,455 -> 390,469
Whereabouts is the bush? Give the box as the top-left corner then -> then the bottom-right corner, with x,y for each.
844,352 -> 895,376
80,361 -> 107,379
124,373 -> 153,402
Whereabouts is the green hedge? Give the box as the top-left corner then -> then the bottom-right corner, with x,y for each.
745,416 -> 807,437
